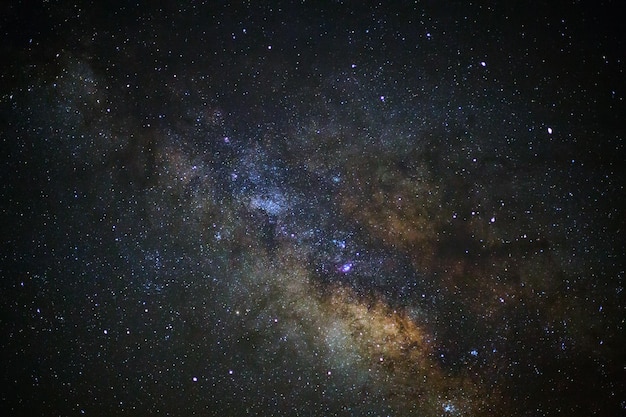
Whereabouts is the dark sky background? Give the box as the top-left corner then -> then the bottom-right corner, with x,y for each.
1,1 -> 624,416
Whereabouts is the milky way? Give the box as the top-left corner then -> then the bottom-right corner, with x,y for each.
1,2 -> 624,416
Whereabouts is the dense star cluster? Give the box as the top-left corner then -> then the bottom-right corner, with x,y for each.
1,1 -> 624,416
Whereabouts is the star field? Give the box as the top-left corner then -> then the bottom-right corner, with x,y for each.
1,1 -> 624,416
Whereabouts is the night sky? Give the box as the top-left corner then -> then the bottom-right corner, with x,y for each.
1,1 -> 624,416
